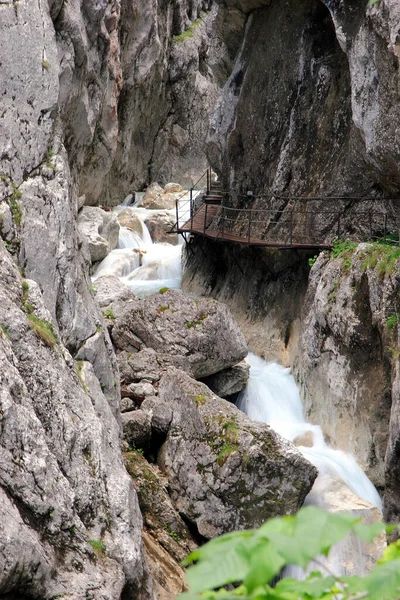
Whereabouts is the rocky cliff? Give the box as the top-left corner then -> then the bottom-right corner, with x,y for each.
208,0 -> 400,201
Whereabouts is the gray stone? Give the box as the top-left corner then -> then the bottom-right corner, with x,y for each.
143,212 -> 179,245
112,289 -> 248,379
141,398 -> 173,437
117,209 -> 145,234
93,275 -> 136,308
0,202 -> 14,244
122,410 -> 152,450
163,183 -> 183,194
127,382 -> 156,401
0,242 -> 151,598
78,206 -> 120,264
298,245 -> 396,487
201,361 -> 250,398
158,368 -> 317,539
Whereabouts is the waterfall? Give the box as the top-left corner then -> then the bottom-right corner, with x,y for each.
93,198 -> 189,296
237,353 -> 382,509
237,353 -> 384,577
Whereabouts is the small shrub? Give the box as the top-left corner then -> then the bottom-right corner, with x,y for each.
89,539 -> 106,555
27,314 -> 57,347
387,314 -> 400,330
102,307 -> 116,320
0,324 -> 10,340
217,443 -> 238,466
159,287 -> 170,294
308,254 -> 318,267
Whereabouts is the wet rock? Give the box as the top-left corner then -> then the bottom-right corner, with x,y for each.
122,410 -> 152,450
140,193 -> 177,211
158,368 -> 317,539
164,183 -> 183,194
77,206 -> 120,263
306,475 -> 385,575
112,289 -> 248,379
144,212 -> 179,245
117,208 -> 145,233
201,361 -> 250,399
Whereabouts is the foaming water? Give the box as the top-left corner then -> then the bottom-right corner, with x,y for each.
92,195 -> 193,295
237,353 -> 382,510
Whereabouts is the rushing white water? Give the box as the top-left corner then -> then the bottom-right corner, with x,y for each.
238,353 -> 384,578
92,192 -> 196,296
237,353 -> 382,510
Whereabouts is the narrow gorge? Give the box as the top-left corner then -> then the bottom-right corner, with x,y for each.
1,0 -> 400,598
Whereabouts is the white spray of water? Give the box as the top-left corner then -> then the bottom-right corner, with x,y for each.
92,192 -> 196,296
238,353 -> 384,578
237,353 -> 382,510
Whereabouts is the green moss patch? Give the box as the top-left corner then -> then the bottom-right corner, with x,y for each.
27,314 -> 57,347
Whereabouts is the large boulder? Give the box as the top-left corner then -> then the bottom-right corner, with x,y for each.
157,368 -> 317,539
201,361 -> 250,399
111,289 -> 248,379
143,212 -> 179,245
117,208 -> 145,234
77,206 -> 120,263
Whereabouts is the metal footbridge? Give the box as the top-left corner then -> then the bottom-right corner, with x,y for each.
174,169 -> 400,250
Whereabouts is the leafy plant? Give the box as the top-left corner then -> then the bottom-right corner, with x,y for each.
89,539 -> 106,555
387,314 -> 400,330
308,254 -> 318,267
102,307 -> 116,321
179,506 -> 400,600
367,0 -> 381,6
173,16 -> 203,43
27,314 -> 57,347
159,287 -> 170,294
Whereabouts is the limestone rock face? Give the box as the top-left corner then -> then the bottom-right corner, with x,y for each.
208,0 -> 400,226
111,289 -> 248,378
0,243 -> 151,599
298,245 -> 397,488
157,368 -> 317,538
77,206 -> 120,263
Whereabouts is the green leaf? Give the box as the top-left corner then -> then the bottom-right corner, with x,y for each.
243,540 -> 285,593
353,521 -> 385,542
275,574 -> 336,599
378,540 -> 400,564
257,507 -> 358,568
367,0 -> 381,6
185,538 -> 251,593
345,559 -> 400,599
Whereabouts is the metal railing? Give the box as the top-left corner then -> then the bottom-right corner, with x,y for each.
176,194 -> 400,249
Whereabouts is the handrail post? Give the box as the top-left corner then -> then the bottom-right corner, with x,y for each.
190,188 -> 193,218
176,200 -> 179,232
207,168 -> 210,194
248,210 -> 252,244
204,203 -> 208,234
221,210 -> 225,239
